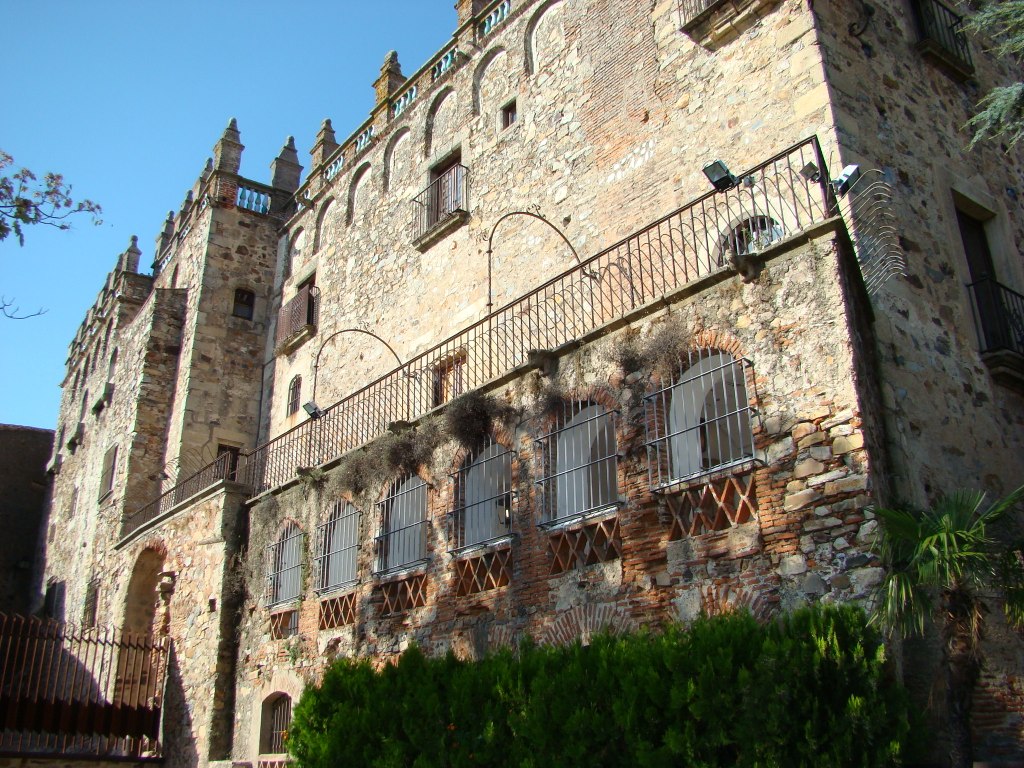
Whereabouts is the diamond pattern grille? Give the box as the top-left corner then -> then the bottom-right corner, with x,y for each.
667,473 -> 757,539
547,516 -> 622,576
269,609 -> 298,640
454,546 -> 512,596
379,573 -> 427,615
319,592 -> 358,629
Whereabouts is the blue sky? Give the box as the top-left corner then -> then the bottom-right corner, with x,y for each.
1,1 -> 457,430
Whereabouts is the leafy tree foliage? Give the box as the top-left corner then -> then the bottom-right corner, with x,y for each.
967,2 -> 1024,149
0,150 -> 101,246
871,487 -> 1024,768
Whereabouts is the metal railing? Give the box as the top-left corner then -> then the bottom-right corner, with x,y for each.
138,138 -> 831,509
0,613 -> 168,758
375,476 -> 429,574
969,278 -> 1024,357
679,0 -> 727,27
411,164 -> 469,241
121,450 -> 236,540
912,0 -> 973,73
315,502 -> 360,593
450,443 -> 516,550
266,523 -> 305,609
276,284 -> 320,346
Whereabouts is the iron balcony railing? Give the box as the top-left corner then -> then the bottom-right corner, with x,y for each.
0,613 -> 169,758
121,451 -> 237,540
679,0 -> 727,28
276,284 -> 320,347
911,0 -> 973,75
969,278 -> 1024,358
135,138 -> 832,513
412,164 -> 469,241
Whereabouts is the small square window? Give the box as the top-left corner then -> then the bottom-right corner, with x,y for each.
501,100 -> 518,130
233,288 -> 256,320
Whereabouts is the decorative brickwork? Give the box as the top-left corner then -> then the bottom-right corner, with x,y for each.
666,473 -> 758,539
453,545 -> 512,596
377,573 -> 427,615
546,515 -> 622,576
319,592 -> 358,630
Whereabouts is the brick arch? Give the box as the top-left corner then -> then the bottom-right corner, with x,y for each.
487,623 -> 520,650
540,604 -> 635,646
535,382 -> 620,434
698,583 -> 773,623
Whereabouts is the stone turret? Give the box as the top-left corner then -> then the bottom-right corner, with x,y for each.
213,117 -> 244,175
455,0 -> 487,26
270,136 -> 302,195
117,235 -> 142,274
310,118 -> 339,170
154,211 -> 175,261
373,51 -> 406,106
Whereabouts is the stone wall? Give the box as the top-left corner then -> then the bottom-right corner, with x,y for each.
232,229 -> 886,762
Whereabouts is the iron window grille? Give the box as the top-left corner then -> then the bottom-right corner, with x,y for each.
98,445 -> 118,501
276,283 -> 320,346
261,694 -> 292,754
450,442 -> 516,551
644,348 -> 755,491
287,376 -> 302,416
412,163 -> 468,241
433,349 -> 467,407
374,474 -> 428,574
534,402 -> 620,526
911,0 -> 973,77
266,522 -> 304,608
315,501 -> 360,593
82,578 -> 100,628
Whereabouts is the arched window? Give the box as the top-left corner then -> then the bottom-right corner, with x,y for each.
644,348 -> 754,488
535,401 -> 618,523
376,474 -> 427,573
107,348 -> 118,381
232,288 -> 255,320
287,376 -> 302,416
259,693 -> 292,754
316,501 -> 360,592
452,442 -> 513,549
267,522 -> 304,607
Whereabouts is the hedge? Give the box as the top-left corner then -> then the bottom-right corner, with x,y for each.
288,605 -> 908,768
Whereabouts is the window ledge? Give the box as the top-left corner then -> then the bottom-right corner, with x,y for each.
652,458 -> 758,495
316,581 -> 359,599
412,209 -> 470,252
449,533 -> 514,559
681,0 -> 782,47
373,560 -> 429,583
981,349 -> 1024,394
915,38 -> 974,82
538,503 -> 621,532
275,324 -> 316,355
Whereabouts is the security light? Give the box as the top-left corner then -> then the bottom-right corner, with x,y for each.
831,164 -> 862,197
799,162 -> 821,182
703,160 -> 738,192
302,401 -> 325,420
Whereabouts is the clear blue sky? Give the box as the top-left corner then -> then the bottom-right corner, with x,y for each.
1,1 -> 457,430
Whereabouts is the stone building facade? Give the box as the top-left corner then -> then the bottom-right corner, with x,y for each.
34,0 -> 1024,765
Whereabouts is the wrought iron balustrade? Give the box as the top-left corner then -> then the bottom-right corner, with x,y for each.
276,284 -> 320,346
412,164 -> 469,242
679,0 -> 727,27
0,613 -> 168,758
137,138 -> 832,513
121,451 -> 237,540
969,278 -> 1024,357
911,0 -> 973,76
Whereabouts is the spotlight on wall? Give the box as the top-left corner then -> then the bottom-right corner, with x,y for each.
702,160 -> 738,192
302,401 -> 325,420
831,164 -> 862,197
799,162 -> 821,183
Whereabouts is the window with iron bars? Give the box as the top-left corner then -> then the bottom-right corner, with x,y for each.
315,501 -> 360,593
451,442 -> 515,550
534,402 -> 620,524
260,693 -> 292,754
375,474 -> 428,573
287,375 -> 302,416
644,348 -> 755,490
266,522 -> 304,608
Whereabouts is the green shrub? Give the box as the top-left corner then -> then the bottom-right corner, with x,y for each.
288,605 -> 908,768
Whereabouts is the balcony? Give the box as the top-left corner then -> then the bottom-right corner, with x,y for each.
411,164 -> 469,250
969,277 -> 1024,390
679,0 -> 781,44
275,284 -> 320,354
911,0 -> 974,80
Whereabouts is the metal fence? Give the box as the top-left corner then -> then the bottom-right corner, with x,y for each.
0,613 -> 168,758
121,450 -> 236,540
969,278 -> 1024,357
136,138 -> 831,512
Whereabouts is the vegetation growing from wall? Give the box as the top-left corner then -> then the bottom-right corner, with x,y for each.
288,605 -> 908,768
444,390 -> 519,449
